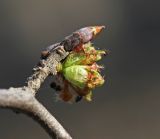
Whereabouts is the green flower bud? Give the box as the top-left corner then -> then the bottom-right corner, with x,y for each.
63,65 -> 88,89
55,41 -> 107,103
62,65 -> 104,90
87,70 -> 104,89
62,52 -> 86,68
62,42 -> 106,68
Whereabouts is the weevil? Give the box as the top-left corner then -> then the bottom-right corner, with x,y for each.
41,26 -> 105,59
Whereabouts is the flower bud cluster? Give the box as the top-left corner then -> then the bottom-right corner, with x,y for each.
57,42 -> 107,102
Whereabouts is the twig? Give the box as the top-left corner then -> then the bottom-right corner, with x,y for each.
0,26 -> 105,139
27,45 -> 69,95
0,44 -> 71,139
0,88 -> 72,139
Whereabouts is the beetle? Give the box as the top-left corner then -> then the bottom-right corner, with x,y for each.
41,26 -> 105,59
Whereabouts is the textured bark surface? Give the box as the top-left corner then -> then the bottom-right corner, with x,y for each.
0,45 -> 71,139
27,46 -> 69,94
0,88 -> 72,139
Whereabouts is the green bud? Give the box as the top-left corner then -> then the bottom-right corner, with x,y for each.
62,52 -> 86,68
55,41 -> 107,103
63,65 -> 88,89
62,65 -> 104,90
62,42 -> 106,68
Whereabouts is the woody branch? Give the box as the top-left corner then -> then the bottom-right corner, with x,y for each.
0,44 -> 71,139
0,26 -> 105,139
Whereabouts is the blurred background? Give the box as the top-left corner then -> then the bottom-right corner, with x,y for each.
0,0 -> 160,139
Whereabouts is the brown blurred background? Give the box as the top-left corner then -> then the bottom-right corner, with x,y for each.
0,0 -> 160,139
